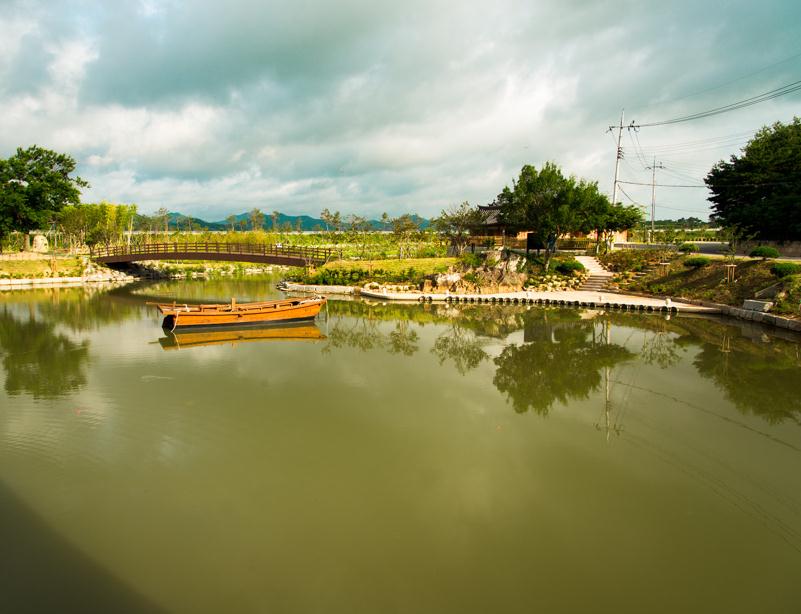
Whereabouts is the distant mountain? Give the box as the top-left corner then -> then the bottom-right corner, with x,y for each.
211,212 -> 430,231
151,210 -> 431,231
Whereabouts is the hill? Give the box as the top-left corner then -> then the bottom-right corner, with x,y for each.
159,211 -> 430,231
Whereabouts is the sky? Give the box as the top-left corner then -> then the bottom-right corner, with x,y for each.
1,0 -> 799,222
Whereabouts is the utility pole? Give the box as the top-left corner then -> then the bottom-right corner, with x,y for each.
645,156 -> 664,243
608,110 -> 624,204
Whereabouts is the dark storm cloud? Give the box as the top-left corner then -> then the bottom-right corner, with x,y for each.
1,0 -> 799,218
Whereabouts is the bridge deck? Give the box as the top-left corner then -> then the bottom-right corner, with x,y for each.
92,242 -> 332,267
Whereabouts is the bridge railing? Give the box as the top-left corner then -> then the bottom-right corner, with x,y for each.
91,242 -> 333,263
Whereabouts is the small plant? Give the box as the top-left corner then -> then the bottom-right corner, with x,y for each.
678,243 -> 699,253
683,256 -> 711,268
770,262 -> 801,278
749,246 -> 780,259
553,260 -> 585,275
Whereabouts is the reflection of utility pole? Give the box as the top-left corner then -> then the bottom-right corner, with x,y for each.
645,156 -> 664,243
595,319 -> 622,441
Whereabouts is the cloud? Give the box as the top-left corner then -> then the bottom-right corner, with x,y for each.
1,0 -> 800,220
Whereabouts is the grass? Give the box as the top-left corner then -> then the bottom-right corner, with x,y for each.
0,256 -> 84,278
320,257 -> 457,275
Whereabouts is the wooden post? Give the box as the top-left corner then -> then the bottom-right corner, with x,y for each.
725,264 -> 736,284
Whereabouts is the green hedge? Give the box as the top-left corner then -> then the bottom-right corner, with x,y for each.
553,260 -> 585,275
770,262 -> 801,278
749,246 -> 780,259
683,256 -> 711,268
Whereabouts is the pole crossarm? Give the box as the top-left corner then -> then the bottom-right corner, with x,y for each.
91,242 -> 333,267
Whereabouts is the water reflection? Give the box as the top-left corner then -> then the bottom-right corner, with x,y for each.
324,317 -> 419,356
692,337 -> 801,425
326,300 -> 801,424
494,311 -> 634,415
159,322 -> 326,350
431,326 -> 489,375
0,305 -> 90,398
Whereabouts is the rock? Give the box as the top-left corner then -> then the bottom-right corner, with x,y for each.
742,299 -> 773,312
31,234 -> 49,253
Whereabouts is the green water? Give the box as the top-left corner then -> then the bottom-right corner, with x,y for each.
1,278 -> 800,614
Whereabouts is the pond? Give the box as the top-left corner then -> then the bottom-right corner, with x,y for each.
1,278 -> 800,613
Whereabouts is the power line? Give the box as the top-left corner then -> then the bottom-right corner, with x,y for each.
636,49 -> 801,111
618,180 -> 707,188
633,78 -> 801,128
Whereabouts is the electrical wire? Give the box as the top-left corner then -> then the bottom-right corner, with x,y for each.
635,78 -> 801,127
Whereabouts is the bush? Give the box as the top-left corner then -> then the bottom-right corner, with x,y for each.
553,260 -> 586,275
683,256 -> 711,268
459,252 -> 482,269
749,246 -> 780,259
678,243 -> 699,253
770,262 -> 801,278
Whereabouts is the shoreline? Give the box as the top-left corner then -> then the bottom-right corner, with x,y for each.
282,281 -> 801,332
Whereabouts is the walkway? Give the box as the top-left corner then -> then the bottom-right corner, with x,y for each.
92,242 -> 332,267
575,255 -> 614,292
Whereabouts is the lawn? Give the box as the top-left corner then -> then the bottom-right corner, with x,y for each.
0,256 -> 84,278
321,257 -> 457,275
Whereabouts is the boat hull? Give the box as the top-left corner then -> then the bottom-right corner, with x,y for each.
155,298 -> 326,330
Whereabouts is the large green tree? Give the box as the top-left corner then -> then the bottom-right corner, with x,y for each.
705,118 -> 801,241
497,162 -> 638,265
0,146 -> 88,251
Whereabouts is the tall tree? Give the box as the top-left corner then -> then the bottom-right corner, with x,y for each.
0,146 -> 88,251
249,208 -> 265,231
705,118 -> 801,241
391,214 -> 420,259
497,162 -> 579,269
433,201 -> 487,255
154,207 -> 170,238
226,214 -> 237,231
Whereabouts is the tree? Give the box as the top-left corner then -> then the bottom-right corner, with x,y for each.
271,210 -> 281,231
0,146 -> 87,251
249,208 -> 265,231
226,214 -> 237,231
705,118 -> 801,241
154,207 -> 170,239
497,162 -> 581,269
391,214 -> 420,259
433,201 -> 487,256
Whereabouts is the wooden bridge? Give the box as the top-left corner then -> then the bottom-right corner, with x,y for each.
92,242 -> 333,267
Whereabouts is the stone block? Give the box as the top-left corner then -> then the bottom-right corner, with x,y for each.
742,299 -> 773,312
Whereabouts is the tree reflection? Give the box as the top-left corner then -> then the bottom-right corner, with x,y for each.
493,313 -> 633,415
692,337 -> 801,425
431,326 -> 488,374
323,317 -> 419,356
0,307 -> 89,398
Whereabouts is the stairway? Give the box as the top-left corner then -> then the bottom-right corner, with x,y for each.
575,256 -> 614,292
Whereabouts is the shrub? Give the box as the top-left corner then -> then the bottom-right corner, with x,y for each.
678,243 -> 699,253
770,262 -> 801,278
459,252 -> 482,269
553,260 -> 586,275
683,256 -> 711,268
749,246 -> 780,259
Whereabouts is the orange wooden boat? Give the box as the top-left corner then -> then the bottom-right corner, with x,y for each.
152,296 -> 326,331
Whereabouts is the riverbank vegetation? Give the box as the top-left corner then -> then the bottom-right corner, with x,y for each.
610,253 -> 801,317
